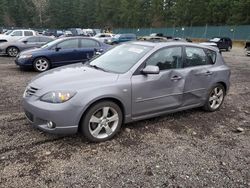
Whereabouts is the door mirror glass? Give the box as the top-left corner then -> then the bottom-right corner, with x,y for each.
55,47 -> 61,51
141,65 -> 160,75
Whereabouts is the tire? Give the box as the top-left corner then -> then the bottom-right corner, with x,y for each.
7,47 -> 19,57
33,57 -> 50,72
80,101 -> 123,142
227,46 -> 232,52
203,84 -> 225,112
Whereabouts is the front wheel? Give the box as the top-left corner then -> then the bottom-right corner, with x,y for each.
80,101 -> 123,142
203,84 -> 225,112
33,57 -> 50,72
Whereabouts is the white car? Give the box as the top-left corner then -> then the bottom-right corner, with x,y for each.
93,33 -> 115,43
0,29 -> 37,43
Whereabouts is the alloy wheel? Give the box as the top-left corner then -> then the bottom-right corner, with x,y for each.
7,47 -> 19,57
89,106 -> 119,139
209,87 -> 224,110
34,59 -> 49,72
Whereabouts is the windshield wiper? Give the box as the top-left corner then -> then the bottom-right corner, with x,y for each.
88,64 -> 108,72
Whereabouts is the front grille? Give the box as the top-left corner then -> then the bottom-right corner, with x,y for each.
25,86 -> 39,97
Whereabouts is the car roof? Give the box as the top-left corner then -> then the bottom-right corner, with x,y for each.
130,41 -> 220,52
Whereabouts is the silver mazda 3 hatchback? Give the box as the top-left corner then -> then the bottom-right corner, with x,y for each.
23,42 -> 231,142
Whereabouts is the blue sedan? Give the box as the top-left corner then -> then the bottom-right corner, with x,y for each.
15,37 -> 111,72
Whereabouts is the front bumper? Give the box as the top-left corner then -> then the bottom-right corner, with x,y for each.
23,96 -> 81,135
15,57 -> 34,67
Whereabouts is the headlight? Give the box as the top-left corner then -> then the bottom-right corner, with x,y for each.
19,54 -> 33,59
40,91 -> 76,103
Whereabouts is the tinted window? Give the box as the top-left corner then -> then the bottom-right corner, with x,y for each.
57,39 -> 79,49
184,47 -> 208,67
146,47 -> 182,70
24,31 -> 33,36
80,39 -> 99,48
26,37 -> 39,43
12,31 -> 22,36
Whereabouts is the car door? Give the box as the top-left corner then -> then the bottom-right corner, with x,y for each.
79,39 -> 102,63
49,38 -> 79,65
131,46 -> 185,117
182,46 -> 214,106
10,30 -> 23,40
25,37 -> 40,48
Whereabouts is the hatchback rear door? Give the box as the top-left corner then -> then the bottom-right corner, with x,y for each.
181,46 -> 215,106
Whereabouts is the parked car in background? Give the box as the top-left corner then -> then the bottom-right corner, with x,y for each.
82,29 -> 96,36
0,29 -> 37,43
245,41 -> 250,56
42,30 -> 63,38
68,28 -> 84,36
107,33 -> 136,45
0,36 -> 54,57
22,42 -> 230,142
93,33 -> 115,43
204,37 -> 232,51
15,37 -> 110,72
150,33 -> 173,39
139,36 -> 168,42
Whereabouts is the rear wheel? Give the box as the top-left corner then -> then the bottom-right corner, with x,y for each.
33,57 -> 50,72
80,101 -> 123,142
203,84 -> 225,112
7,47 -> 19,57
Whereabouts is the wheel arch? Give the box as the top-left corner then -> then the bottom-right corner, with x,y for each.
217,81 -> 227,94
6,46 -> 19,54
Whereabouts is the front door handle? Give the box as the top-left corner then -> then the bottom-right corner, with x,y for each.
204,71 -> 213,76
171,75 -> 182,81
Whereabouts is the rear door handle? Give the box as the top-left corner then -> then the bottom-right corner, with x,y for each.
171,75 -> 182,81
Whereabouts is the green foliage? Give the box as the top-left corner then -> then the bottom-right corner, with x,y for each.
0,0 -> 249,28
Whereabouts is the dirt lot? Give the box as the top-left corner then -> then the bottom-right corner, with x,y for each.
0,48 -> 249,188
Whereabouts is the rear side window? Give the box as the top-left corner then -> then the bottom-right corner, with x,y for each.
80,39 -> 100,48
205,49 -> 217,64
24,31 -> 33,36
184,47 -> 208,67
57,39 -> 79,49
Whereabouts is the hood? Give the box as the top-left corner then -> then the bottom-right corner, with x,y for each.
20,47 -> 43,55
30,63 -> 119,92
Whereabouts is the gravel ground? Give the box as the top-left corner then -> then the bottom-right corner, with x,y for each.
0,48 -> 249,188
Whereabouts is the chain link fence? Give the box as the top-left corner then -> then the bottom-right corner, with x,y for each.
114,25 -> 250,41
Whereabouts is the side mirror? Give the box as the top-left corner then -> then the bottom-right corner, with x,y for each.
55,47 -> 61,51
141,65 -> 160,75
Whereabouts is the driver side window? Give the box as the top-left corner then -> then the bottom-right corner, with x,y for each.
146,47 -> 183,71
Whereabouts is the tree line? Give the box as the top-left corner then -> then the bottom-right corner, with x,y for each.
0,0 -> 249,29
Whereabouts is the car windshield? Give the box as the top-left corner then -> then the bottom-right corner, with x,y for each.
114,34 -> 121,38
209,38 -> 220,42
4,30 -> 13,35
89,44 -> 152,73
41,39 -> 60,49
